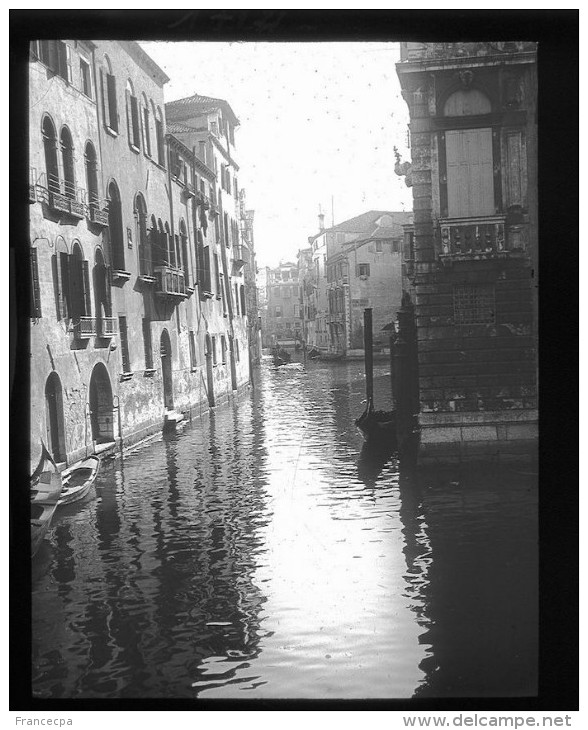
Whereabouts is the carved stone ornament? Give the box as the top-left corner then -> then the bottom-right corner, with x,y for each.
457,69 -> 474,88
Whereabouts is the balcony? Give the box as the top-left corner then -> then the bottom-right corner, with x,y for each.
154,266 -> 187,298
438,216 -> 530,264
181,181 -> 195,200
36,173 -> 86,219
97,316 -> 117,338
232,244 -> 250,269
399,41 -> 537,63
29,168 -> 37,203
89,204 -> 109,227
71,316 -> 97,339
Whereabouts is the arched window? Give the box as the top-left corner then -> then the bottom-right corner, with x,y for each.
69,241 -> 91,320
60,127 -> 75,199
100,55 -> 118,133
179,220 -> 189,287
442,88 -> 495,218
142,94 -> 152,157
52,236 -> 69,320
42,115 -> 59,194
155,219 -> 166,267
126,79 -> 140,150
84,141 -> 99,209
165,222 -> 174,267
45,372 -> 66,462
107,180 -> 125,271
151,215 -> 163,268
93,247 -> 112,335
135,194 -> 151,277
154,105 -> 165,166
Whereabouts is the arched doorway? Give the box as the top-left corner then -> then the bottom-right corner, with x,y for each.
205,333 -> 215,407
45,372 -> 66,462
160,329 -> 174,410
89,363 -> 114,444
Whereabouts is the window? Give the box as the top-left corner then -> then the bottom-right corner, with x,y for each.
155,106 -> 165,166
240,284 -> 245,315
453,284 -> 495,325
80,58 -> 92,97
213,253 -> 221,298
119,316 -> 131,372
165,223 -> 174,267
221,335 -> 227,364
101,56 -> 118,133
107,181 -> 125,271
189,331 -> 197,370
84,142 -> 99,208
126,81 -> 140,151
31,248 -> 42,318
68,242 -> 92,320
142,318 -> 153,369
52,238 -> 70,320
142,95 -> 152,157
42,115 -> 59,194
234,282 -> 240,315
375,241 -> 383,253
212,336 -> 217,365
235,339 -> 240,362
179,221 -> 190,288
283,287 -> 291,298
38,41 -> 71,82
357,263 -> 370,278
135,194 -> 151,277
294,304 -> 300,319
275,305 -> 282,317
445,128 -> 494,218
60,127 -> 75,199
93,248 -> 112,328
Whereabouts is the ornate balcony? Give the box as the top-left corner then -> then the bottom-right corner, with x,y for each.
154,266 -> 187,298
36,173 -> 86,218
71,316 -> 97,339
97,316 -> 118,338
399,41 -> 537,62
89,205 -> 109,227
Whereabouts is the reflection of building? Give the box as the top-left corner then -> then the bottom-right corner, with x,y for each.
395,42 -> 538,461
29,40 -> 253,468
301,210 -> 411,356
263,261 -> 301,348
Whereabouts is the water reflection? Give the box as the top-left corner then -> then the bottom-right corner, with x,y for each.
32,360 -> 537,699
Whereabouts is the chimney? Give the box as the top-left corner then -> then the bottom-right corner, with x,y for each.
318,212 -> 325,232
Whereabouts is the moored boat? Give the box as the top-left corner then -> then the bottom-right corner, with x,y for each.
355,308 -> 397,447
57,455 -> 100,507
272,346 -> 292,366
30,444 -> 63,557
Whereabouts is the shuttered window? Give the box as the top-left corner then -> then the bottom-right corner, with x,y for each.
119,316 -> 131,372
142,318 -> 153,369
31,248 -> 42,318
156,118 -> 165,166
106,73 -> 118,132
446,128 -> 494,218
129,94 -> 140,149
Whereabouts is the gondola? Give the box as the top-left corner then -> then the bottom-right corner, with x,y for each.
30,444 -> 63,557
354,308 -> 397,447
57,455 -> 100,507
355,398 -> 397,445
272,346 -> 291,366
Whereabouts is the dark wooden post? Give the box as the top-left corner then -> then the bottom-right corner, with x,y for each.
364,308 -> 373,406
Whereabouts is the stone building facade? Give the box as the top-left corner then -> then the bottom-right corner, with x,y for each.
395,41 -> 538,461
29,40 -> 255,468
263,262 -> 301,348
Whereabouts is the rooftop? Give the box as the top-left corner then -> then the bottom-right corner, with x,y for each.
310,210 -> 413,243
166,92 -> 240,126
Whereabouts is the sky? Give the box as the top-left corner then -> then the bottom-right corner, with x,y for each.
140,41 -> 413,269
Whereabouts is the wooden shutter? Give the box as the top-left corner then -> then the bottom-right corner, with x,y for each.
100,69 -> 109,128
107,74 -> 118,131
446,128 -> 494,217
82,260 -> 91,316
104,266 -> 112,316
143,107 -> 151,155
31,248 -> 42,318
130,95 -> 140,148
59,252 -> 70,319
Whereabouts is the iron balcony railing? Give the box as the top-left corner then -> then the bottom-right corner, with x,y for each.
36,172 -> 86,217
154,265 -> 187,297
86,191 -> 109,226
71,316 -> 97,339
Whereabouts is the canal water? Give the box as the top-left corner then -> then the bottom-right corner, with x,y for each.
31,358 -> 538,699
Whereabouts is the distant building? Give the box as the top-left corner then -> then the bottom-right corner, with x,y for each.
395,41 -> 538,461
263,262 -> 301,348
301,210 -> 411,356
